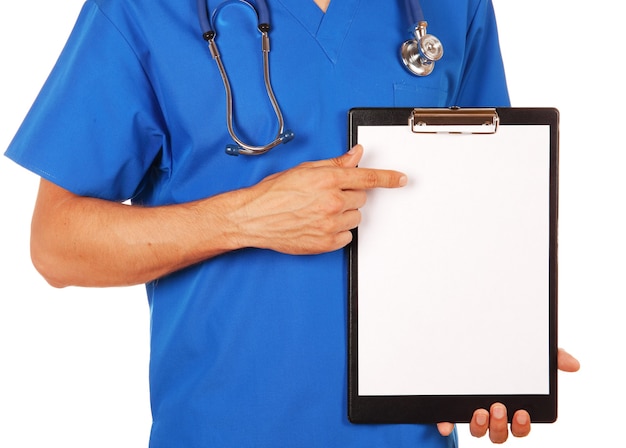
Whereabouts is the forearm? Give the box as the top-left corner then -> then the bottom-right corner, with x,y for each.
31,179 -> 245,287
30,146 -> 406,288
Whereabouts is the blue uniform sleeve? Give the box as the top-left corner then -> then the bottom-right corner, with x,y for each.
4,0 -> 166,202
453,0 -> 510,107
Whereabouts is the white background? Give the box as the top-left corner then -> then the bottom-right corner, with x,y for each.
0,1 -> 623,446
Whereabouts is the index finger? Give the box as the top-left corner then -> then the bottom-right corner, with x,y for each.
302,144 -> 407,189
343,167 -> 408,190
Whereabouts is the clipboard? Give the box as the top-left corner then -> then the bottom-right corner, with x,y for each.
347,107 -> 559,424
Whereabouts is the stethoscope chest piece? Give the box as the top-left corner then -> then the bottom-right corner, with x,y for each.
400,21 -> 443,76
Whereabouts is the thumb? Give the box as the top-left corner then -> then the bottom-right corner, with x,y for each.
308,144 -> 364,169
334,144 -> 364,168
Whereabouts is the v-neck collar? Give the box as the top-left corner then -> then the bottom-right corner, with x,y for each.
275,0 -> 361,63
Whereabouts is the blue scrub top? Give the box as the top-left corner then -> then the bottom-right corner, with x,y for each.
6,0 -> 510,446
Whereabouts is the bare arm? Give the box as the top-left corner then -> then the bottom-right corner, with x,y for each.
30,145 -> 406,287
31,176 -> 244,287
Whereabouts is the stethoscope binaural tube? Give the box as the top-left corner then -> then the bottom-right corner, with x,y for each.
197,0 -> 294,156
400,0 -> 444,76
196,0 -> 442,156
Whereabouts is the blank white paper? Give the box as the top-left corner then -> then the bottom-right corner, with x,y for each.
357,125 -> 551,396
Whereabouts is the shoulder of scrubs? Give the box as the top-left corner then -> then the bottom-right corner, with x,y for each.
4,0 -> 166,201
453,0 -> 510,107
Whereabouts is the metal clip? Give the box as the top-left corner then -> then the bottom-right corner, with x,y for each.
409,108 -> 499,134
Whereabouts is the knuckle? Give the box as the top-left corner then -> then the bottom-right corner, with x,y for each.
313,235 -> 337,254
511,428 -> 529,438
323,193 -> 345,214
329,156 -> 343,168
332,231 -> 353,250
353,209 -> 362,226
311,168 -> 338,190
353,191 -> 367,209
298,160 -> 317,169
316,216 -> 336,234
363,170 -> 379,189
489,432 -> 509,444
345,209 -> 361,230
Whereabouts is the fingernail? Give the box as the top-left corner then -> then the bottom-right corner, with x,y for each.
398,175 -> 408,187
516,412 -> 529,426
493,405 -> 505,419
476,412 -> 488,426
348,144 -> 360,154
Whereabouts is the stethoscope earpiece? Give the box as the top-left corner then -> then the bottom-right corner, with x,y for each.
400,21 -> 443,77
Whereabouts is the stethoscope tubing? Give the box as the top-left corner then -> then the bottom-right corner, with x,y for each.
197,0 -> 210,36
198,0 -> 292,155
197,0 -> 438,155
198,0 -> 270,35
404,0 -> 425,26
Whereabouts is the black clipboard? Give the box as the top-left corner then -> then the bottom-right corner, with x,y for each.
347,107 -> 559,424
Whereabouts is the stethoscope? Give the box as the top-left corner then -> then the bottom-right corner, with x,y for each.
400,0 -> 444,76
197,0 -> 443,155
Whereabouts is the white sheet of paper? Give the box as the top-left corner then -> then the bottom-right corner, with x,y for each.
357,125 -> 551,396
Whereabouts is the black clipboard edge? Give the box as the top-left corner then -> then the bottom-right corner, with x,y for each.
349,394 -> 557,424
346,107 -> 559,424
